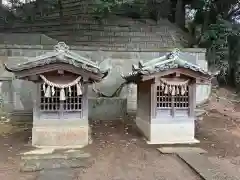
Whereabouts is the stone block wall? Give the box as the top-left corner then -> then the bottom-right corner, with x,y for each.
0,33 -> 58,45
0,44 -> 210,119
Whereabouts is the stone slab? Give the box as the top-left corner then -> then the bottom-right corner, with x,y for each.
32,126 -> 89,147
37,169 -> 73,180
21,151 -> 91,160
177,153 -> 238,180
157,147 -> 207,154
22,148 -> 55,155
147,138 -> 200,145
20,158 -> 90,172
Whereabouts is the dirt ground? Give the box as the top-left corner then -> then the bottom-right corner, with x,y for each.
197,87 -> 240,157
196,87 -> 240,177
0,87 -> 240,180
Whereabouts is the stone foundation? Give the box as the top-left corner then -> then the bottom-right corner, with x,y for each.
32,126 -> 89,148
135,117 -> 199,144
148,120 -> 199,144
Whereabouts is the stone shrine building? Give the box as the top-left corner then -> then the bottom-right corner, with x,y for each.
4,42 -> 109,148
123,49 -> 211,144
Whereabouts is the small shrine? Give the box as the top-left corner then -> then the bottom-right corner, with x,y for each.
123,49 -> 211,144
4,42 -> 109,148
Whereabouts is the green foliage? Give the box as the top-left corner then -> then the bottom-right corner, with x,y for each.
188,0 -> 240,89
203,19 -> 230,65
92,0 -> 141,18
2,0 -> 58,22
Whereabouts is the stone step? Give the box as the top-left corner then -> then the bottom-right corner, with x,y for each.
60,41 -> 169,49
157,147 -> 207,154
47,30 -> 167,38
7,14 -> 159,28
5,24 -> 170,35
6,19 -> 160,30
54,35 -> 171,43
62,41 -> 127,48
177,153 -> 239,180
20,150 -> 91,172
45,44 -> 163,51
21,151 -> 91,160
20,158 -> 90,172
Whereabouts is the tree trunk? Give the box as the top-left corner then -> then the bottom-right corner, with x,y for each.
227,35 -> 240,90
175,0 -> 185,29
58,0 -> 63,20
169,0 -> 177,22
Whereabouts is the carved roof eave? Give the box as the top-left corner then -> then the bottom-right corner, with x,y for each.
122,48 -> 211,82
4,42 -> 109,76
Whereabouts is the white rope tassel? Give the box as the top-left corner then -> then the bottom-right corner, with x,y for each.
160,78 -> 190,95
40,75 -> 83,99
176,86 -> 180,95
76,83 -> 82,96
45,85 -> 51,97
60,88 -> 66,101
68,86 -> 72,96
172,86 -> 175,95
43,83 -> 46,93
51,86 -> 55,96
161,83 -> 165,89
181,85 -> 186,95
164,85 -> 168,94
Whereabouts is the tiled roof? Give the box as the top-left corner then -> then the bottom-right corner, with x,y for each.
4,42 -> 110,76
122,49 -> 211,81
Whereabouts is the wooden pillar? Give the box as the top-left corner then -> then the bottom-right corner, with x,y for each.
189,83 -> 196,117
151,79 -> 157,119
82,84 -> 88,120
175,0 -> 186,29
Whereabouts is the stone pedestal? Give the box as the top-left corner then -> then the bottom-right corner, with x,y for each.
126,84 -> 137,113
148,120 -> 199,144
32,121 -> 89,148
136,117 -> 199,145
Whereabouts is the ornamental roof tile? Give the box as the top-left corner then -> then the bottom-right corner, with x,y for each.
4,42 -> 110,76
122,49 -> 211,81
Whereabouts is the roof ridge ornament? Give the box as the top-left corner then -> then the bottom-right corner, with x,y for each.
168,48 -> 180,59
54,42 -> 69,53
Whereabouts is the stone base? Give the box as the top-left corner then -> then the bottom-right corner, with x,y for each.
149,121 -> 199,145
32,126 -> 89,148
147,139 -> 199,145
157,147 -> 207,154
135,117 -> 198,145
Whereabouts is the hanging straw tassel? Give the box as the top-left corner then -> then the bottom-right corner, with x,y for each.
45,85 -> 51,97
176,86 -> 180,95
181,85 -> 186,95
43,83 -> 46,93
68,86 -> 72,96
60,88 -> 66,101
51,86 -> 55,96
161,83 -> 165,89
172,86 -> 175,95
169,85 -> 172,91
76,83 -> 82,95
164,85 -> 168,94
